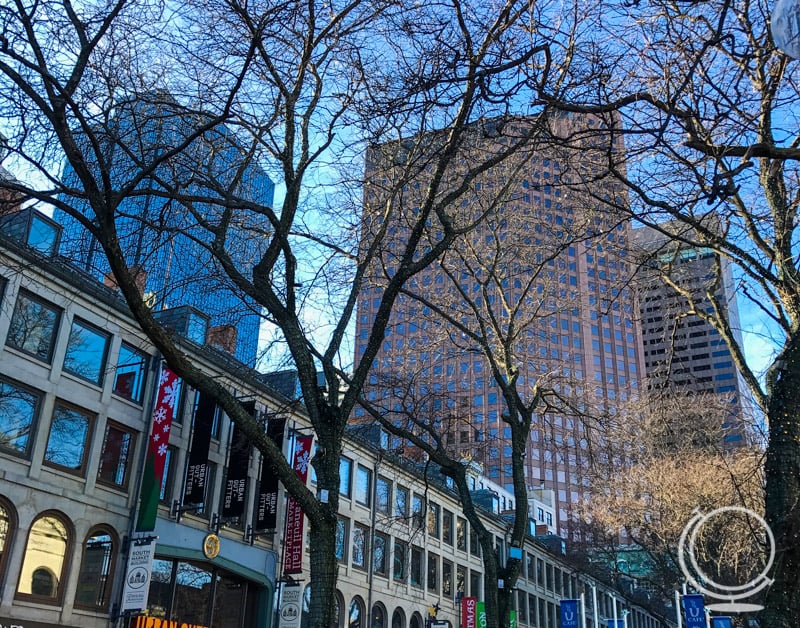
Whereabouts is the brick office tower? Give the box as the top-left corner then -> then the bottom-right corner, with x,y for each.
354,114 -> 645,532
631,223 -> 750,447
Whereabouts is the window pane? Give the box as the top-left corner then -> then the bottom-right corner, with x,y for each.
376,477 -> 390,514
172,562 -> 213,625
0,378 -> 40,456
63,319 -> 110,384
97,423 -> 134,487
6,291 -> 60,361
114,344 -> 148,402
427,502 -> 440,537
352,525 -> 368,569
29,215 -> 59,256
410,547 -> 422,587
340,457 -> 352,497
395,486 -> 408,518
159,446 -> 176,502
17,515 -> 68,600
393,540 -> 406,581
75,531 -> 114,609
373,533 -> 388,575
0,501 -> 12,580
355,465 -> 371,506
45,405 -> 92,472
147,558 -> 175,616
457,518 -> 466,551
336,519 -> 348,562
427,553 -> 438,592
442,510 -> 453,545
412,495 -> 424,530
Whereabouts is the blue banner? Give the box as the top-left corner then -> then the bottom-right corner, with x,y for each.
606,621 -> 624,628
710,618 -> 732,628
683,595 -> 706,628
559,600 -> 579,628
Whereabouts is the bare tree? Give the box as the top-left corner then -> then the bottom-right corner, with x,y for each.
0,0 -> 565,625
533,0 -> 800,621
575,390 -> 764,609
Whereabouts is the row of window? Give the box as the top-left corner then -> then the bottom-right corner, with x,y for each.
4,286 -> 149,401
0,376 -> 136,486
0,499 -> 116,610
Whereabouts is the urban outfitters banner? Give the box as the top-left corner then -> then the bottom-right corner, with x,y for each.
255,416 -> 286,531
283,435 -> 313,575
184,391 -> 215,505
222,401 -> 254,519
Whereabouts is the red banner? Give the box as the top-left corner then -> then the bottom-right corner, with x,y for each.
283,435 -> 313,575
136,366 -> 179,531
461,597 -> 477,628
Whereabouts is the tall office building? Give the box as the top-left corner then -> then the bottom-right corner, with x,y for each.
57,93 -> 274,366
354,114 -> 645,531
631,224 -> 749,446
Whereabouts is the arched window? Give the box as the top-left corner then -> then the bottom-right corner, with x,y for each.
0,497 -> 17,586
16,512 -> 71,603
391,608 -> 406,628
371,602 -> 387,628
74,526 -> 117,610
349,596 -> 365,628
409,612 -> 424,628
300,585 -> 312,628
336,590 -> 345,628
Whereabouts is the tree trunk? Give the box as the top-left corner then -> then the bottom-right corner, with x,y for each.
307,515 -> 339,628
763,334 -> 800,627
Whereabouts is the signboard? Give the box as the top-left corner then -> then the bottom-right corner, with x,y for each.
461,596 -> 477,628
283,435 -> 313,575
683,594 -> 707,628
0,618 -> 65,628
131,618 -> 208,628
255,416 -> 286,531
710,618 -> 732,628
221,401 -> 253,520
476,601 -> 486,628
184,392 -> 215,504
278,584 -> 302,628
120,540 -> 157,612
560,599 -> 579,628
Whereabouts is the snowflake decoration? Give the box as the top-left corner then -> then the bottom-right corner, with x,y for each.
295,449 -> 311,474
153,433 -> 160,443
160,369 -> 171,386
153,407 -> 167,424
158,443 -> 168,457
162,424 -> 170,434
162,378 -> 180,409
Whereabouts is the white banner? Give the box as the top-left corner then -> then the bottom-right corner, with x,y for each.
278,584 -> 303,628
121,539 -> 157,612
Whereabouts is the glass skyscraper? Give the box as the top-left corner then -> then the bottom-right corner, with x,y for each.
57,93 -> 274,367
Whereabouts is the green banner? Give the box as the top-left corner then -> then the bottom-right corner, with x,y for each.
509,610 -> 516,628
477,602 -> 487,628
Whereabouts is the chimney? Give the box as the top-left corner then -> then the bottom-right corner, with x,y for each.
207,325 -> 237,355
104,266 -> 147,295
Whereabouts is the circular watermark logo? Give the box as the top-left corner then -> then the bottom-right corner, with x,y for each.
678,506 -> 775,612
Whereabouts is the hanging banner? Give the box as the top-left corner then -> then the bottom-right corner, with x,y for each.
283,435 -> 313,575
255,416 -> 286,531
222,401 -> 254,520
278,584 -> 302,628
710,618 -> 732,628
476,601 -> 486,628
560,599 -> 579,628
683,594 -> 707,628
136,366 -> 180,531
184,391 -> 216,505
120,539 -> 157,612
461,597 -> 477,628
